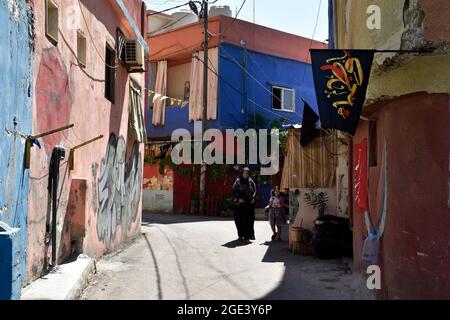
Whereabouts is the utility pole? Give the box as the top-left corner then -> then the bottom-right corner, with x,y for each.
200,0 -> 208,215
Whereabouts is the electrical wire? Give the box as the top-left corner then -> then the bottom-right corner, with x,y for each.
299,0 -> 323,87
148,12 -> 193,35
70,126 -> 87,144
210,0 -> 247,37
252,0 -> 256,130
150,41 -> 204,61
206,55 -> 246,126
194,54 -> 296,124
148,1 -> 191,16
149,0 -> 324,131
220,46 -> 305,120
77,0 -> 120,69
319,128 -> 349,156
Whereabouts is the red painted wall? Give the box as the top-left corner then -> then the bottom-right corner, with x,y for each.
143,162 -> 174,191
172,165 -> 239,214
173,165 -> 199,214
352,93 -> 450,299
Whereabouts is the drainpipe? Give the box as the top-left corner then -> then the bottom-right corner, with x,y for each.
200,0 -> 208,216
145,62 -> 150,138
141,1 -> 149,142
242,41 -> 248,129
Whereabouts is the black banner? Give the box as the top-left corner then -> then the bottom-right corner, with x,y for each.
310,49 -> 375,135
300,99 -> 319,147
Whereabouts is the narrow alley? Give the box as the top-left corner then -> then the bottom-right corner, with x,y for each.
1,0 -> 449,303
81,213 -> 367,300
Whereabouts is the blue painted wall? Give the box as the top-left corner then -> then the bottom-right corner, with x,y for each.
218,43 -> 319,130
146,42 -> 319,139
146,101 -> 222,138
0,0 -> 33,300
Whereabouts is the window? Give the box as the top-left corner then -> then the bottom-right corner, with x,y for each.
45,0 -> 59,44
272,86 -> 295,111
105,45 -> 116,103
77,31 -> 87,67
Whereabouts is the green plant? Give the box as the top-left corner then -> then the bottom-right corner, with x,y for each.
278,130 -> 288,151
157,156 -> 176,174
144,154 -> 158,165
269,118 -> 282,129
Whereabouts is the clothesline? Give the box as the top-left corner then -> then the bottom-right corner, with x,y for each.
143,88 -> 189,108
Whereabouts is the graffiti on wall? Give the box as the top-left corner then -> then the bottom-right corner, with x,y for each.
97,134 -> 142,247
304,189 -> 329,216
35,48 -> 72,154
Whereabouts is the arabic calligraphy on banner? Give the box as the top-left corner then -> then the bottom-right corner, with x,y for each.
310,49 -> 374,135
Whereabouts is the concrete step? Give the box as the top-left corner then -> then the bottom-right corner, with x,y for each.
21,254 -> 95,300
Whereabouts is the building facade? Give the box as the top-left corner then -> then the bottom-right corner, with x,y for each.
144,13 -> 327,213
0,0 -> 34,300
1,0 -> 149,299
329,0 -> 450,299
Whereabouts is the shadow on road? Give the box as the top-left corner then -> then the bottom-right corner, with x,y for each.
142,211 -> 267,226
142,212 -> 232,226
142,233 -> 163,300
257,240 -> 360,300
221,239 -> 252,248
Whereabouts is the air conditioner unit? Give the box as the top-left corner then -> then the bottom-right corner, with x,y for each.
124,39 -> 145,71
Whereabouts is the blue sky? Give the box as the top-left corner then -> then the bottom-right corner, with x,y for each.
145,0 -> 329,42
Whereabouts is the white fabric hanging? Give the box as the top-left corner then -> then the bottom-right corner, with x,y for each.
189,48 -> 218,122
152,60 -> 167,126
128,81 -> 147,143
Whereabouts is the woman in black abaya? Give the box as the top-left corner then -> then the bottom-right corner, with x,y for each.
232,167 -> 257,244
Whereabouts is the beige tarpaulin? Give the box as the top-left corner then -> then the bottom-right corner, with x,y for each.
281,128 -> 337,189
152,60 -> 167,126
189,48 -> 218,121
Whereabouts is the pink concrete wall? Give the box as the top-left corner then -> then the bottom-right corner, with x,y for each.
123,0 -> 146,35
352,93 -> 450,299
27,0 -> 146,283
420,0 -> 450,43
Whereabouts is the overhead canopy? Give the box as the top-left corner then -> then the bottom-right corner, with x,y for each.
281,128 -> 337,189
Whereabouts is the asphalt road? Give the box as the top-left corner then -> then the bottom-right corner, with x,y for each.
81,212 -> 370,300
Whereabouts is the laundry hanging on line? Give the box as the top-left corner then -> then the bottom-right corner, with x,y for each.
146,89 -> 188,108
